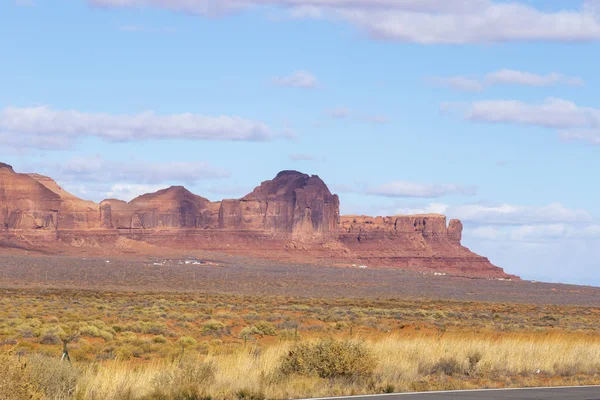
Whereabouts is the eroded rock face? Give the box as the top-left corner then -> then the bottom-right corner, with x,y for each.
28,174 -> 100,230
0,163 -> 61,230
0,162 -> 517,279
231,170 -> 340,240
338,214 -> 513,279
447,219 -> 463,244
342,214 -> 454,237
96,171 -> 340,238
100,187 -> 218,230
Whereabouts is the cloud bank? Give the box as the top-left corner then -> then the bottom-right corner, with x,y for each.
430,69 -> 584,92
0,106 -> 275,150
368,181 -> 478,198
446,98 -> 600,145
89,0 -> 600,44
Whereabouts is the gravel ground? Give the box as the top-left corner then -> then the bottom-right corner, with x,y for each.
0,253 -> 598,306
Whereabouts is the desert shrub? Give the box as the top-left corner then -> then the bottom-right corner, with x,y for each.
201,320 -> 226,337
79,322 -> 114,341
0,352 -> 41,400
115,346 -> 134,361
239,326 -> 262,342
277,319 -> 299,330
142,322 -> 169,335
278,329 -> 300,341
279,339 -> 376,379
253,321 -> 276,336
467,351 -> 483,375
177,337 -> 197,348
334,322 -> 349,331
27,354 -> 79,400
427,357 -> 465,376
150,360 -> 216,399
39,327 -> 64,345
153,335 -> 167,344
236,388 -> 266,400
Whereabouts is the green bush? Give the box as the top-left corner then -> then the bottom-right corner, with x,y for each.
279,339 -> 376,379
253,321 -> 276,336
153,335 -> 167,344
201,320 -> 225,337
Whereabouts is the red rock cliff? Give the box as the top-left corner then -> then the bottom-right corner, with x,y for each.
0,163 -> 61,230
0,163 -> 517,279
339,214 -> 514,279
220,171 -> 340,240
28,173 -> 100,230
100,186 -> 219,229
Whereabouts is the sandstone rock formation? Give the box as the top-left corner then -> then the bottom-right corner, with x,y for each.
0,163 -> 517,279
100,186 -> 219,230
0,163 -> 61,231
339,214 -> 513,279
28,173 -> 100,230
220,171 -> 339,240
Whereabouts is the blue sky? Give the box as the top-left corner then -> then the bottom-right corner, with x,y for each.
2,0 -> 600,285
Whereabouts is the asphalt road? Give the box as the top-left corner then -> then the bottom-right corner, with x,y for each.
302,386 -> 600,400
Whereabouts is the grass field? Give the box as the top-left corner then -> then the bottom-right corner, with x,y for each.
1,288 -> 599,399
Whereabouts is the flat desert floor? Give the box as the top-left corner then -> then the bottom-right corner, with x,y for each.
1,251 -> 599,400
0,252 -> 598,306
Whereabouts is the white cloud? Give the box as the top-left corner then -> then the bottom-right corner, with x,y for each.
486,69 -> 584,87
559,129 -> 600,145
324,108 -> 389,124
338,2 -> 600,44
452,98 -> 600,145
89,1 -> 600,44
449,203 -> 592,225
289,153 -> 314,161
369,181 -> 477,198
272,71 -> 318,88
395,201 -> 598,243
430,70 -> 584,92
469,226 -> 503,241
206,185 -> 254,196
42,156 -> 230,185
395,201 -> 592,226
467,223 -> 600,243
465,98 -> 600,129
428,76 -> 485,92
0,106 -> 275,149
395,202 -> 449,215
105,184 -> 167,202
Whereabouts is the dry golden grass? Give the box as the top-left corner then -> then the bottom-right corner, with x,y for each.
1,288 -> 599,399
48,332 -> 600,400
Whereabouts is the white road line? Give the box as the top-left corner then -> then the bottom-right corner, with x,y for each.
296,385 -> 600,400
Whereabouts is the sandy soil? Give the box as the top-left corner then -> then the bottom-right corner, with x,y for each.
0,252 -> 598,306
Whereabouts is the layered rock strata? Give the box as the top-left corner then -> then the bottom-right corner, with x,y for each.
0,163 -> 517,279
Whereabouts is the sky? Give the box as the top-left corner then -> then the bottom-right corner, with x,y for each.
2,0 -> 600,285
